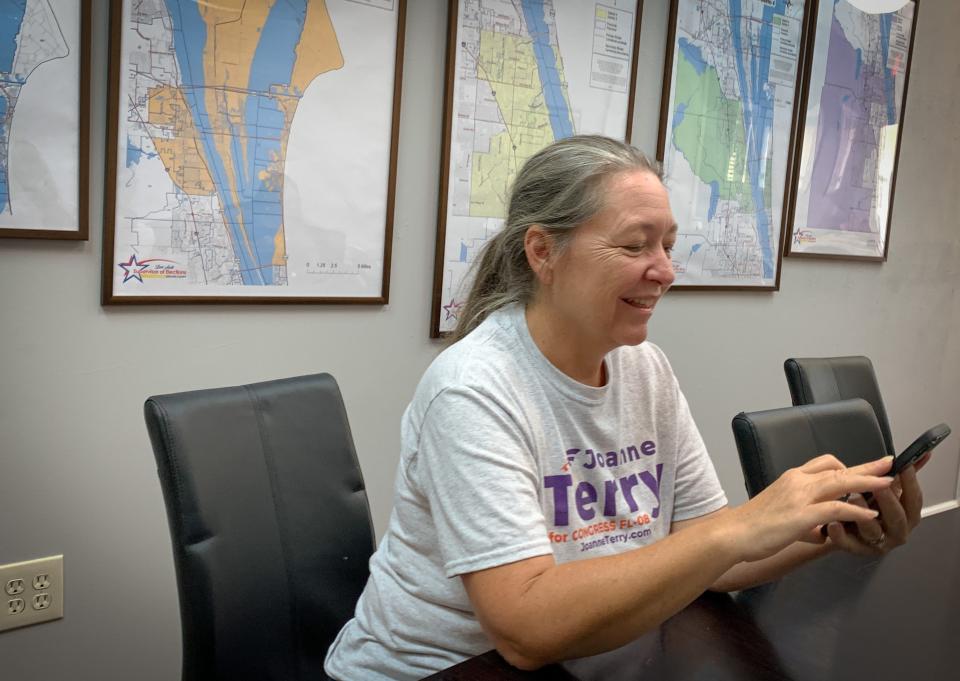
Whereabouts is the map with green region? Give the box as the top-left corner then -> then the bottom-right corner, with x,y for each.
671,47 -> 753,216
662,0 -> 806,287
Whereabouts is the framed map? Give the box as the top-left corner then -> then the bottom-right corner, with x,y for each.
785,0 -> 918,260
657,0 -> 811,289
0,0 -> 89,240
102,0 -> 405,304
431,0 -> 643,337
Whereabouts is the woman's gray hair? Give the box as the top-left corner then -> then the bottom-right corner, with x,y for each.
451,134 -> 662,341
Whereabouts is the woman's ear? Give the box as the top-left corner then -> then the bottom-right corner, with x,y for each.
524,225 -> 556,286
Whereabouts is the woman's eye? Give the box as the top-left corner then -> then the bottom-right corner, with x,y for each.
664,244 -> 675,255
622,244 -> 644,253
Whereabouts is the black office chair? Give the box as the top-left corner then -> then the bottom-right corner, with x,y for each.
144,373 -> 374,681
784,356 -> 896,456
732,398 -> 887,497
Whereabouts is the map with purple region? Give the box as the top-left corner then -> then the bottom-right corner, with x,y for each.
790,0 -> 915,258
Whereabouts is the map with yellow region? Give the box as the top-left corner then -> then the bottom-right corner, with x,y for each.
437,0 -> 639,333
111,0 -> 400,298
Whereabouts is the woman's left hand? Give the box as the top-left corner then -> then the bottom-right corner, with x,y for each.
825,453 -> 928,555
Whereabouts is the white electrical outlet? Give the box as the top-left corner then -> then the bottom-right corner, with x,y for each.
0,555 -> 63,633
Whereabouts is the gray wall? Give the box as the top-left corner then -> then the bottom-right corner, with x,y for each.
1,1 -> 957,679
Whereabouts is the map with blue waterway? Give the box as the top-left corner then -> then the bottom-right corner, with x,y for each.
437,0 -> 639,332
112,0 -> 400,298
662,0 -> 806,287
0,0 -> 68,216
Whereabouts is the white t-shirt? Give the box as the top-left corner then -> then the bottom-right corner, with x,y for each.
324,305 -> 727,680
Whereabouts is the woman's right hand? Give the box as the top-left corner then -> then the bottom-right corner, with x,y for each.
725,454 -> 894,563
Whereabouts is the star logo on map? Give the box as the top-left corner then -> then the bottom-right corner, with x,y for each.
118,255 -> 150,283
443,299 -> 464,322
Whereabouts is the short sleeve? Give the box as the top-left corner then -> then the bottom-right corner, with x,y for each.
415,386 -> 554,577
671,383 -> 728,521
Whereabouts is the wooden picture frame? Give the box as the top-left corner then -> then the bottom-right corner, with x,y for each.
102,0 -> 405,304
430,0 -> 644,337
656,0 -> 813,290
0,0 -> 90,240
784,0 -> 919,261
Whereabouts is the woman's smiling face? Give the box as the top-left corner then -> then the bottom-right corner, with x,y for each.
536,170 -> 677,357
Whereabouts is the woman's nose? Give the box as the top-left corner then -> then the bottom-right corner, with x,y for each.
646,248 -> 676,287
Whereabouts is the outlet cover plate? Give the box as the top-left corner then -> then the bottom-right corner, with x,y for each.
0,555 -> 63,633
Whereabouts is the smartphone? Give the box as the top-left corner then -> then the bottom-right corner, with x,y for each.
888,423 -> 951,477
821,423 -> 951,537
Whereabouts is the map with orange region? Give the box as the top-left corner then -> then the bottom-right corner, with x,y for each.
113,0 -> 399,297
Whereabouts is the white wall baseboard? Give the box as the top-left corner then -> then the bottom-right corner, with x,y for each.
921,500 -> 960,518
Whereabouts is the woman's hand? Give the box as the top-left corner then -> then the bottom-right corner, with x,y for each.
825,453 -> 927,555
725,454 -> 894,563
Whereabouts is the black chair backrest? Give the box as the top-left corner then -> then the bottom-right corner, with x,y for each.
784,356 -> 896,457
732,398 -> 887,498
144,373 -> 374,681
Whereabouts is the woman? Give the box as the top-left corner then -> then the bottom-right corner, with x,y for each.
324,136 -> 921,680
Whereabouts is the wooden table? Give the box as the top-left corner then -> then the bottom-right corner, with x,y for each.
426,508 -> 960,680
